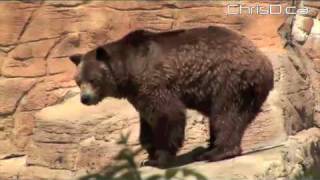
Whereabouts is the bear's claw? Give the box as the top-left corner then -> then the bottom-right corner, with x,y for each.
140,159 -> 160,167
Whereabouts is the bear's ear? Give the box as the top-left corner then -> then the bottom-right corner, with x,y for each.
69,54 -> 82,66
125,29 -> 153,46
96,47 -> 110,61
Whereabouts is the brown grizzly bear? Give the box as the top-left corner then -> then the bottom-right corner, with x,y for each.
69,26 -> 274,167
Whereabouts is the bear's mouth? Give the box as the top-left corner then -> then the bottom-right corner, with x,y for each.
80,95 -> 101,106
82,100 -> 99,106
83,98 -> 101,106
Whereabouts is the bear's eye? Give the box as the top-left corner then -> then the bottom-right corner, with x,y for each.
89,79 -> 98,84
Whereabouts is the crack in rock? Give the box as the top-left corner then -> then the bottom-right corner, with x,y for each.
17,8 -> 37,42
12,81 -> 39,114
44,36 -> 66,76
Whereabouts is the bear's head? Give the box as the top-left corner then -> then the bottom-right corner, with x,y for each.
69,46 -> 121,105
69,30 -> 161,105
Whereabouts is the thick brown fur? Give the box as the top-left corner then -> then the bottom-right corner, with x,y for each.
70,26 -> 274,167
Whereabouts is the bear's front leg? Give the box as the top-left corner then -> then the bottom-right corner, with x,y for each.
139,90 -> 186,167
139,115 -> 156,161
151,110 -> 186,167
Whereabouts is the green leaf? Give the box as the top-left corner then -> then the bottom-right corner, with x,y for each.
165,168 -> 179,179
132,147 -> 144,156
182,169 -> 207,180
146,174 -> 163,180
102,164 -> 129,177
120,171 -> 141,180
191,172 -> 207,180
117,133 -> 130,145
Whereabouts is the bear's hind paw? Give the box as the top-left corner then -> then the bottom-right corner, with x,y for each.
195,146 -> 241,162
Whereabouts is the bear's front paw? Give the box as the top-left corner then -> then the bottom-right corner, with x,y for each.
140,159 -> 159,167
140,150 -> 174,168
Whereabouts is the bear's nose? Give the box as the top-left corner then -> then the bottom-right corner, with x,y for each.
81,94 -> 91,104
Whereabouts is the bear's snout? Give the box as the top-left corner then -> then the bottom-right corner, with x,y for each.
80,93 -> 99,105
79,83 -> 99,105
81,94 -> 91,105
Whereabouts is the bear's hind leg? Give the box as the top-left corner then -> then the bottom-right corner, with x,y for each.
197,105 -> 254,162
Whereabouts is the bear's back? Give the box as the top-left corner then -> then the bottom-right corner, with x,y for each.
149,26 -> 267,71
148,26 -> 270,82
151,26 -> 242,50
140,26 -> 273,112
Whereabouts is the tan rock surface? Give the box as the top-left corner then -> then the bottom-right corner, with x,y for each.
0,78 -> 36,115
11,112 -> 36,149
2,58 -> 46,78
1,127 -> 319,180
10,39 -> 57,60
141,128 -> 320,180
0,116 -> 13,141
0,2 -> 41,45
293,1 -> 320,128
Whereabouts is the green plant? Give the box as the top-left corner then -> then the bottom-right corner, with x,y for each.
80,134 -> 207,180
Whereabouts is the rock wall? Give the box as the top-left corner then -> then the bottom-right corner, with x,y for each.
0,1 -> 319,180
291,1 -> 320,127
